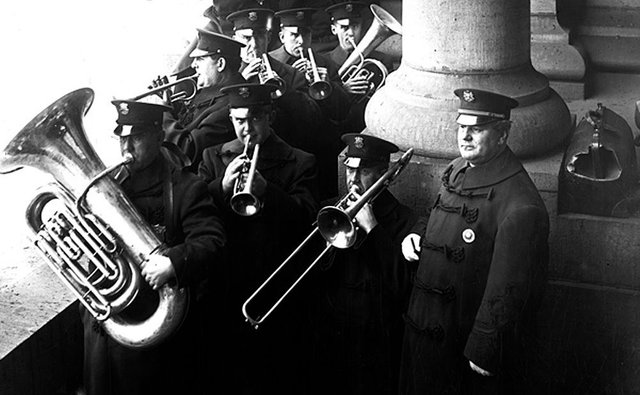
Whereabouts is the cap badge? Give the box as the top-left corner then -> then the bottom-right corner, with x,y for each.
296,11 -> 304,20
463,90 -> 475,102
238,87 -> 251,99
345,4 -> 353,12
256,0 -> 265,5
248,11 -> 258,21
354,136 -> 364,149
118,103 -> 129,115
462,228 -> 476,244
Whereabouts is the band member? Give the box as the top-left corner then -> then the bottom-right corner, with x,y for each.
82,100 -> 226,395
164,29 -> 246,170
226,7 -> 326,153
198,83 -> 319,394
270,7 -> 352,199
309,133 -> 417,395
324,1 -> 395,134
399,89 -> 549,394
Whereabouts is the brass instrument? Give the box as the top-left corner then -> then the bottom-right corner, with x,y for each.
242,148 -> 414,328
230,139 -> 262,217
0,88 -> 189,348
131,74 -> 199,103
259,53 -> 286,99
300,48 -> 333,101
339,4 -> 402,101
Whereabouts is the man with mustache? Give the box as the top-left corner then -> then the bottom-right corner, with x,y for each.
399,89 -> 549,394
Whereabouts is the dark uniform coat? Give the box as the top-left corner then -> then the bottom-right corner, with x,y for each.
82,149 -> 226,395
310,190 -> 417,395
198,132 -> 319,394
164,72 -> 246,170
269,44 -> 352,199
399,147 -> 549,394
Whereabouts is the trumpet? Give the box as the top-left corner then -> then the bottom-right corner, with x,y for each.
230,138 -> 261,217
299,48 -> 333,101
339,4 -> 402,102
242,148 -> 414,328
259,53 -> 286,99
131,73 -> 199,103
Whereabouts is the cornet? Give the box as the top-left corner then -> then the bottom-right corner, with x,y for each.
230,138 -> 262,217
259,53 -> 286,99
299,48 -> 333,101
242,148 -> 414,328
131,73 -> 199,104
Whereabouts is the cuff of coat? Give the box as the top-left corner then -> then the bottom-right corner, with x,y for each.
165,244 -> 187,287
464,328 -> 499,374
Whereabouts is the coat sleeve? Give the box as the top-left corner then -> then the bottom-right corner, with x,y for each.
197,148 -> 229,211
164,175 -> 226,287
262,153 -> 319,225
463,205 -> 549,373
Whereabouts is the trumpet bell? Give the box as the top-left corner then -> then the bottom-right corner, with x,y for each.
309,80 -> 333,101
230,192 -> 261,217
317,206 -> 357,249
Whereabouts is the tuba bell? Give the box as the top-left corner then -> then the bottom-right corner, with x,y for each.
0,88 -> 189,348
339,4 -> 402,101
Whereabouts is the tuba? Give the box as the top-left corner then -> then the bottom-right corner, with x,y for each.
339,4 -> 402,102
0,88 -> 189,348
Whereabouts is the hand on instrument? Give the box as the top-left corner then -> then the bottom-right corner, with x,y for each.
140,253 -> 175,290
469,360 -> 493,377
242,58 -> 263,81
401,233 -> 422,262
305,66 -> 328,84
343,75 -> 370,95
222,155 -> 248,195
291,57 -> 310,74
347,190 -> 377,233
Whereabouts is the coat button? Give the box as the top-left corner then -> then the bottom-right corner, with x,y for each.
462,228 -> 475,243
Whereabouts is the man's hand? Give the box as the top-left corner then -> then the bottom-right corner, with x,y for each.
401,233 -> 422,262
352,202 -> 378,234
140,254 -> 175,290
291,57 -> 310,74
242,58 -> 262,81
469,360 -> 493,377
343,75 -> 370,95
222,155 -> 248,195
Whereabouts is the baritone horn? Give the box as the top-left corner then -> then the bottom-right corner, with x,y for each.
0,88 -> 189,348
259,53 -> 286,99
300,48 -> 332,101
242,148 -> 414,328
339,4 -> 402,101
230,138 -> 262,217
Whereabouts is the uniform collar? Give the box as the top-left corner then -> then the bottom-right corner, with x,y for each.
372,189 -> 399,218
192,72 -> 246,106
455,146 -> 524,189
328,45 -> 349,66
269,46 -> 295,65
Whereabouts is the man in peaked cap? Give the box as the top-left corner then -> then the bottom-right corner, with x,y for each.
164,28 -> 247,171
308,132 -> 416,395
269,6 -> 352,199
399,89 -> 549,394
197,82 -> 319,394
81,100 -> 226,395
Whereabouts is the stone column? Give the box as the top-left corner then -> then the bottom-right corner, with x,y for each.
365,0 -> 572,159
531,0 -> 587,101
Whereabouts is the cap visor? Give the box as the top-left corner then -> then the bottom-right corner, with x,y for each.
336,18 -> 351,26
344,157 -> 362,168
456,114 -> 498,126
189,48 -> 213,58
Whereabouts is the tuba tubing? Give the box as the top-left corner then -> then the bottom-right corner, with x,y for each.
0,88 -> 189,348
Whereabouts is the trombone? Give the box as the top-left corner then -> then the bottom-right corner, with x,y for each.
299,48 -> 333,101
242,147 -> 414,328
130,74 -> 199,103
230,138 -> 262,217
259,54 -> 286,99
